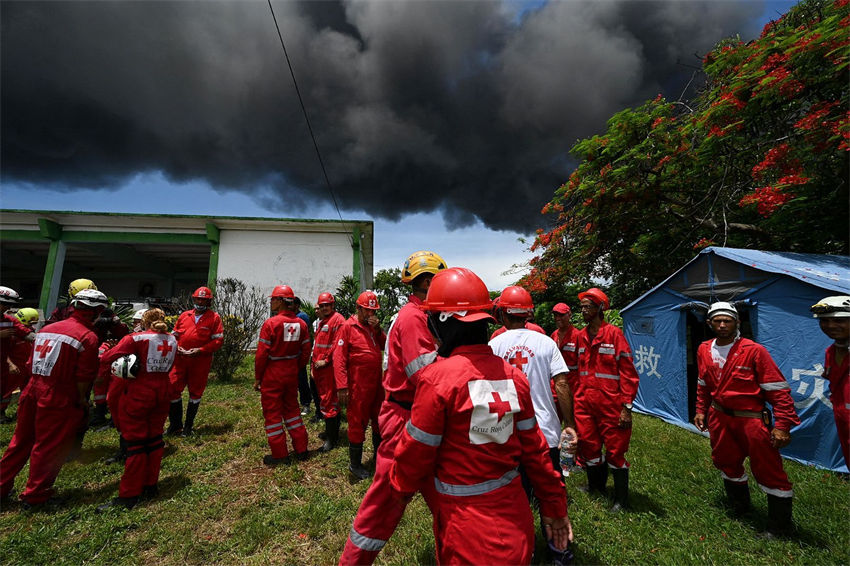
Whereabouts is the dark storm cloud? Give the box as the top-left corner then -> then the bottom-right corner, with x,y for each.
1,0 -> 763,232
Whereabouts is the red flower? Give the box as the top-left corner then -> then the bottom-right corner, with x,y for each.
739,186 -> 795,217
693,238 -> 716,250
651,117 -> 665,129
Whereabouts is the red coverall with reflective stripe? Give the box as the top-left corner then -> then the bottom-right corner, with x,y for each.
1,314 -> 32,412
696,338 -> 800,496
823,344 -> 850,467
334,315 -> 386,444
390,344 -> 568,566
0,312 -> 98,503
575,321 -> 639,469
255,310 -> 311,459
102,331 -> 177,497
169,309 -> 224,401
93,342 -> 113,408
339,295 -> 438,566
311,311 -> 346,418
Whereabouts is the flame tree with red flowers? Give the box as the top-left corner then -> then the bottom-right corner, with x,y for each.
522,0 -> 848,306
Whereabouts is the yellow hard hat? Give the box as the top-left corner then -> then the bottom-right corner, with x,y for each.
15,307 -> 39,326
68,278 -> 97,297
401,251 -> 447,284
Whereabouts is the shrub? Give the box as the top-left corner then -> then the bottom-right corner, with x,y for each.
209,278 -> 268,381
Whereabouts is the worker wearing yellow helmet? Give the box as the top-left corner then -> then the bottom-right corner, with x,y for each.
45,278 -> 98,325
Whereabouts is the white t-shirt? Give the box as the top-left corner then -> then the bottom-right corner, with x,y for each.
710,339 -> 734,369
489,328 -> 569,448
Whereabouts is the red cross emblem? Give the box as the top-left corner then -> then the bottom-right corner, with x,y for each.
35,340 -> 53,358
287,326 -> 296,335
488,392 -> 512,422
157,340 -> 173,357
509,351 -> 528,372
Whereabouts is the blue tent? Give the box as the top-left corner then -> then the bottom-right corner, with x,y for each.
622,247 -> 850,472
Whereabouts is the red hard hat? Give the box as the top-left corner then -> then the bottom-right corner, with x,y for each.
421,267 -> 494,322
356,290 -> 380,310
193,286 -> 213,299
317,292 -> 335,305
552,303 -> 571,315
498,286 -> 534,315
270,285 -> 295,299
578,287 -> 610,310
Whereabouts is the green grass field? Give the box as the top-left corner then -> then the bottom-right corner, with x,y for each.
1,363 -> 848,565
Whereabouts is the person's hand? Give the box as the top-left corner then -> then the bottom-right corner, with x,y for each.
314,359 -> 327,369
542,515 -> 574,551
253,379 -> 262,392
619,407 -> 632,429
184,347 -> 201,357
771,428 -> 791,449
694,413 -> 707,431
338,388 -> 349,407
367,315 -> 380,329
8,360 -> 20,375
561,426 -> 578,452
0,329 -> 15,339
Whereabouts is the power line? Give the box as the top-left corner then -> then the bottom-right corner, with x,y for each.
266,0 -> 351,242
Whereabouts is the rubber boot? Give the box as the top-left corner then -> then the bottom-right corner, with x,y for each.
348,443 -> 371,481
610,468 -> 629,512
182,401 -> 199,437
585,464 -> 608,496
723,479 -> 751,516
320,416 -> 340,452
106,436 -> 128,464
166,400 -> 183,435
764,494 -> 794,538
372,428 -> 382,456
89,403 -> 109,428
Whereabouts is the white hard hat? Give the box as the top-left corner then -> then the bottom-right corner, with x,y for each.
72,289 -> 109,308
707,301 -> 738,320
132,308 -> 148,321
111,354 -> 138,379
0,286 -> 21,305
811,296 -> 850,318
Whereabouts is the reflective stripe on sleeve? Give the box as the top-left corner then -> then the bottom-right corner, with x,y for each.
760,381 -> 790,391
434,468 -> 519,496
211,333 -> 224,339
617,352 -> 632,359
349,526 -> 387,552
595,372 -> 620,380
315,343 -> 333,348
516,417 -> 536,431
406,420 -> 442,447
697,379 -> 707,386
258,338 -> 271,345
269,354 -> 299,360
734,366 -> 752,371
404,351 -> 437,379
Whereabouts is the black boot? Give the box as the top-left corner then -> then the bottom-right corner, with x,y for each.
372,429 -> 382,456
182,401 -> 199,437
349,443 -> 371,480
764,494 -> 794,538
585,464 -> 609,496
723,479 -> 751,516
166,400 -> 183,435
610,468 -> 629,512
140,485 -> 159,500
89,403 -> 109,428
106,436 -> 128,464
320,416 -> 340,452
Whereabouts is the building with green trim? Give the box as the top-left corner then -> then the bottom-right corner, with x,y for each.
0,209 -> 373,315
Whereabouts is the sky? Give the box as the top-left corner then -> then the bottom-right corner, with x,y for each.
0,0 -> 798,290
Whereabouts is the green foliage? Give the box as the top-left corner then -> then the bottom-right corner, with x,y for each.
372,267 -> 409,327
209,278 -> 268,381
1,384 -> 847,565
334,275 -> 359,319
524,0 -> 849,306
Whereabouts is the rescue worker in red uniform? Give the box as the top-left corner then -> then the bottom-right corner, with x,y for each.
811,296 -> 850,468
694,302 -> 800,537
254,285 -> 311,466
89,309 -> 130,427
98,308 -> 177,510
167,286 -> 224,437
45,278 -> 98,324
8,308 -> 39,402
312,292 -> 347,452
334,290 -> 386,480
0,288 -> 36,423
0,289 -> 107,507
339,250 -> 446,566
575,287 -> 640,512
551,303 -> 581,393
390,267 -> 572,565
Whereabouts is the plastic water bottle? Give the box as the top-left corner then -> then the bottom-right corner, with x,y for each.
559,430 -> 576,477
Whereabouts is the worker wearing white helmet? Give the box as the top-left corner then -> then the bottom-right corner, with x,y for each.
811,296 -> 850,469
0,288 -> 36,423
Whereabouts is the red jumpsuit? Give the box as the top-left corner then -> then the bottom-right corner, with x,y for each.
311,311 -> 346,418
490,321 -> 545,340
1,314 -> 33,414
169,309 -> 224,402
551,325 -> 581,395
334,316 -> 386,444
255,310 -> 311,459
696,338 -> 800,496
390,344 -> 568,566
93,342 -> 113,410
339,295 -> 438,566
101,331 -> 177,497
823,344 -> 850,467
575,321 -> 640,469
0,311 -> 98,503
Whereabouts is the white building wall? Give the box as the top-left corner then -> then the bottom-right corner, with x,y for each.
217,229 -> 354,304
